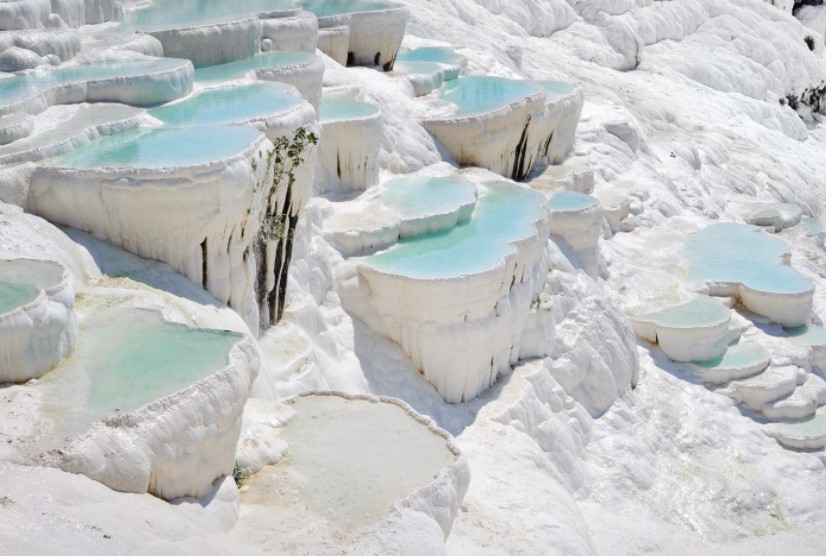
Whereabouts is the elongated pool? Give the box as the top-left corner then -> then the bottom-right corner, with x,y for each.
195,51 -> 317,82
436,76 -> 544,117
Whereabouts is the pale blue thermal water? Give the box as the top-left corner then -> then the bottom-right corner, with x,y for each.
0,259 -> 64,290
56,125 -> 261,168
318,97 -> 380,122
800,216 -> 824,236
397,46 -> 463,65
365,185 -> 546,279
437,76 -> 544,117
380,175 -> 477,220
0,59 -> 189,107
301,0 -> 400,17
637,297 -> 730,328
121,0 -> 298,32
195,51 -> 316,82
150,82 -> 303,127
270,395 -> 455,530
547,190 -> 598,212
0,282 -> 39,315
785,325 -> 826,347
684,223 -> 812,294
693,343 -> 770,369
536,80 -> 575,99
41,309 -> 242,424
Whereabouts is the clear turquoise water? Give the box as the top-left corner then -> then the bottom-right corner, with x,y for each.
0,59 -> 189,107
0,282 -> 39,315
437,76 -> 544,118
693,343 -> 770,369
800,216 -> 824,236
276,395 -> 455,530
547,190 -> 597,212
380,175 -> 476,220
536,80 -> 575,99
393,60 -> 444,76
150,82 -> 303,127
195,51 -> 316,82
397,47 -> 463,65
772,414 -> 826,435
43,309 -> 242,422
0,259 -> 63,290
122,0 -> 298,32
365,185 -> 546,279
685,223 -> 812,295
638,297 -> 730,328
318,97 -> 380,122
301,0 -> 399,17
56,125 -> 261,168
784,325 -> 826,347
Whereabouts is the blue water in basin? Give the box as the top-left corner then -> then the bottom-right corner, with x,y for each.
150,82 -> 303,127
785,325 -> 826,347
0,58 -> 190,107
380,175 -> 477,220
397,47 -> 463,65
365,184 -> 546,279
685,223 -> 813,295
536,80 -> 576,99
436,76 -> 544,118
301,0 -> 401,17
56,125 -> 262,168
637,297 -> 730,328
121,0 -> 298,32
547,190 -> 597,212
693,342 -> 770,369
318,97 -> 380,122
0,282 -> 39,315
195,51 -> 316,82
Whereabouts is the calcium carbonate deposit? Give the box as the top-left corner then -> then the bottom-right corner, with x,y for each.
1,0 -> 826,554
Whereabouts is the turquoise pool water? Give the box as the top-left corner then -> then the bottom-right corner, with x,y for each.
380,175 -> 476,220
318,97 -> 380,122
56,125 -> 261,168
0,282 -> 39,315
0,59 -> 190,107
365,185 -> 546,279
122,0 -> 298,32
693,343 -> 770,369
195,51 -> 316,82
150,82 -> 303,127
785,325 -> 826,347
0,259 -> 64,290
637,297 -> 730,328
684,223 -> 812,295
547,190 -> 597,212
436,76 -> 544,118
536,80 -> 575,99
301,0 -> 400,17
397,47 -> 463,65
800,216 -> 824,236
42,309 -> 242,422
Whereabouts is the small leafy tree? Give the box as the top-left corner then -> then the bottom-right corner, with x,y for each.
264,127 -> 318,241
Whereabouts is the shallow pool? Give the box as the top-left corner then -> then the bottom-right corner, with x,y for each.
693,342 -> 770,369
684,223 -> 812,295
195,51 -> 317,82
56,125 -> 262,168
636,296 -> 730,328
301,0 -> 400,17
380,175 -> 476,220
41,309 -> 242,425
150,82 -> 303,127
247,395 -> 455,530
397,46 -> 463,65
318,97 -> 380,122
547,190 -> 597,212
121,0 -> 298,32
365,184 -> 546,279
436,76 -> 544,118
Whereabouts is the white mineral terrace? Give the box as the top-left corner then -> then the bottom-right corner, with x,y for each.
630,296 -> 733,362
34,306 -> 258,499
421,76 -> 582,181
0,258 -> 75,383
302,0 -> 408,69
344,182 -> 552,403
0,56 -> 194,116
546,189 -> 603,278
26,125 -> 274,330
393,46 -> 467,97
315,94 -> 381,194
